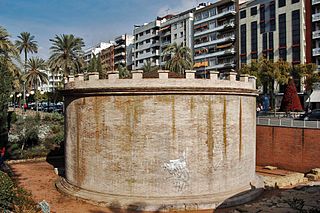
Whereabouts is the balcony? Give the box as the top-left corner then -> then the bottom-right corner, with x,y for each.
313,48 -> 320,56
114,52 -> 125,57
115,59 -> 125,65
194,9 -> 236,25
194,35 -> 235,49
313,30 -> 320,39
194,23 -> 235,37
115,44 -> 125,50
312,13 -> 320,22
194,48 -> 235,60
197,62 -> 235,70
313,0 -> 320,5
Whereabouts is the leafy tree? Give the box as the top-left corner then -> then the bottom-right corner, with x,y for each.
118,64 -> 131,79
48,34 -> 85,77
0,26 -> 20,146
15,32 -> 38,105
163,43 -> 193,75
142,60 -> 159,73
280,78 -> 303,112
24,57 -> 48,112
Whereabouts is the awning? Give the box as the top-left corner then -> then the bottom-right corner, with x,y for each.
216,43 -> 233,49
306,90 -> 320,103
159,25 -> 171,31
194,61 -> 208,68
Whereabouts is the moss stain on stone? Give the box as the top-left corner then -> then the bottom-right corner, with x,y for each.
239,97 -> 242,161
190,97 -> 195,115
172,96 -> 176,143
94,97 -> 102,154
206,100 -> 214,160
223,97 -> 227,157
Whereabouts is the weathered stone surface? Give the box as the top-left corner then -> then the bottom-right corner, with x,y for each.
58,75 -> 261,210
264,166 -> 278,170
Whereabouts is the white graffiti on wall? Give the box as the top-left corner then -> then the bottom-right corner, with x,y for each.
163,152 -> 189,192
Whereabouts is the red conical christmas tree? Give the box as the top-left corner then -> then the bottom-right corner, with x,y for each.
280,79 -> 303,112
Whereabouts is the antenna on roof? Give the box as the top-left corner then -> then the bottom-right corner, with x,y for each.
165,8 -> 170,15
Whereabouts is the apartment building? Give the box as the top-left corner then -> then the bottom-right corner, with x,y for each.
100,45 -> 115,71
114,34 -> 134,70
193,0 -> 237,76
238,0 -> 306,66
40,69 -> 63,92
312,0 -> 320,69
83,42 -> 114,64
133,19 -> 161,70
159,11 -> 194,67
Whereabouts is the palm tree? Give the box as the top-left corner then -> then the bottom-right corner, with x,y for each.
48,34 -> 85,77
24,57 -> 48,112
142,60 -> 159,73
163,43 -> 193,75
15,32 -> 38,105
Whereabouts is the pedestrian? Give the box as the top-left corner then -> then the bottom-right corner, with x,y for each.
0,147 -> 5,166
23,102 -> 27,112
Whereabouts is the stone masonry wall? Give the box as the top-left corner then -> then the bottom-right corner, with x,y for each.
61,70 -> 259,209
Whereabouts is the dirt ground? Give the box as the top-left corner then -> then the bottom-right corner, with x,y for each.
9,161 -> 320,213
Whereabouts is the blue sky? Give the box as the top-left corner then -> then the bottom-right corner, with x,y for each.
0,0 -> 200,59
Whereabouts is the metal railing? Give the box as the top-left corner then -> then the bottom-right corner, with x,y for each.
257,117 -> 320,129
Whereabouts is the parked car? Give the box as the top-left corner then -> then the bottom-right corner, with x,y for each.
304,109 -> 320,121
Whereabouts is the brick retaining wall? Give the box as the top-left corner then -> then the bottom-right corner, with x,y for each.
257,126 -> 320,173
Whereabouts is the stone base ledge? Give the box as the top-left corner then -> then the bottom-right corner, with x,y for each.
56,175 -> 264,212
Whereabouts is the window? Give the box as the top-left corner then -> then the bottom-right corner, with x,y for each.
240,24 -> 247,63
279,13 -> 287,60
209,8 -> 216,16
240,24 -> 246,54
146,39 -> 150,43
292,0 -> 299,4
146,29 -> 150,34
263,33 -> 267,58
174,34 -> 177,39
250,7 -> 257,16
146,48 -> 150,53
279,0 -> 286,7
269,2 -> 276,31
251,21 -> 258,60
173,24 -> 177,30
292,10 -> 300,62
202,10 -> 209,19
139,32 -> 143,36
210,33 -> 216,41
195,14 -> 202,21
180,22 -> 183,28
180,32 -> 183,38
292,10 -> 300,45
260,5 -> 265,33
240,10 -> 246,19
269,32 -> 274,60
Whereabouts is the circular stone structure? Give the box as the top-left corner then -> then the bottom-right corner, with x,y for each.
57,71 -> 263,211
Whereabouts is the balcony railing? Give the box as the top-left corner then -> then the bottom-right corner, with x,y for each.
313,30 -> 320,39
194,9 -> 236,25
194,48 -> 235,60
194,23 -> 235,37
312,13 -> 320,22
313,48 -> 320,56
194,35 -> 235,49
313,0 -> 320,5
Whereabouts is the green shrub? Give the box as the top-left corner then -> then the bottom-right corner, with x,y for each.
51,124 -> 62,134
0,171 -> 15,210
42,112 -> 63,123
0,171 -> 39,212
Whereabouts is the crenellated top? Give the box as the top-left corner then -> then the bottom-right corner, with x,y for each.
62,70 -> 257,96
